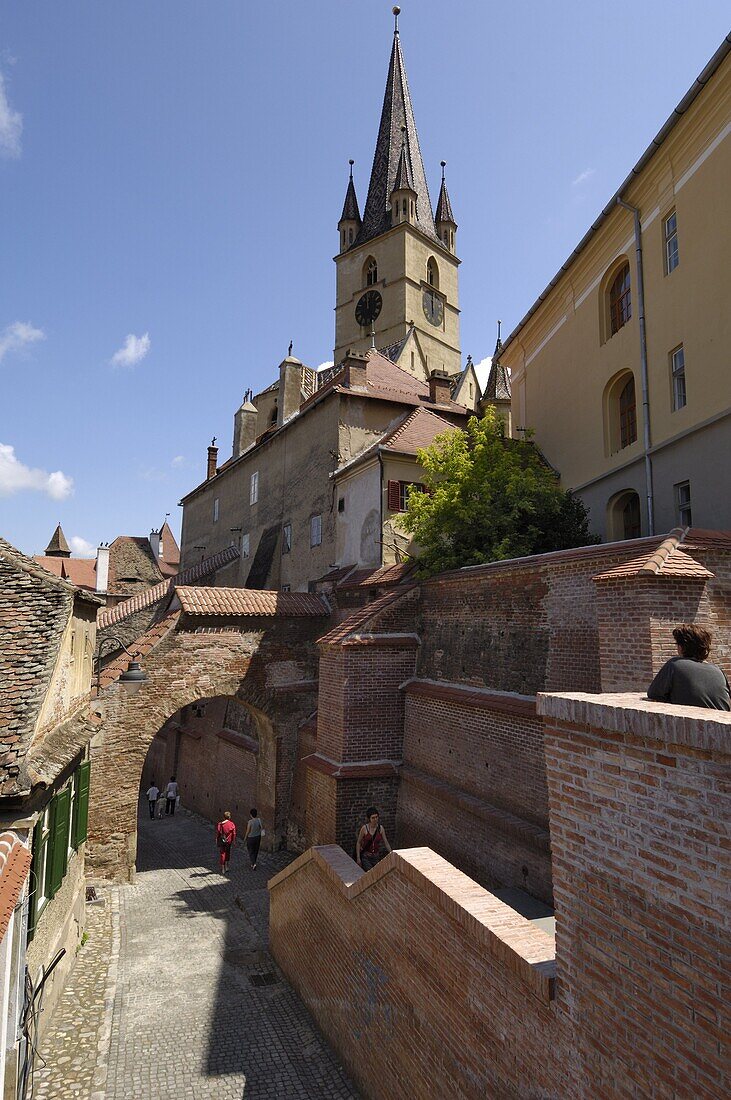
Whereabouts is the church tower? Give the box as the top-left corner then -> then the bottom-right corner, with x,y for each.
334,8 -> 461,379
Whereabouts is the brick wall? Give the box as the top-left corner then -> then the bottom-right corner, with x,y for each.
270,693 -> 731,1098
269,846 -> 563,1100
538,691 -> 731,1099
397,681 -> 552,902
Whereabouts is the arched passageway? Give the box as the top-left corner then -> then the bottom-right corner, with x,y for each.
88,611 -> 323,882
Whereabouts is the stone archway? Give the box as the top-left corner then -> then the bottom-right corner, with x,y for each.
88,620 -> 320,882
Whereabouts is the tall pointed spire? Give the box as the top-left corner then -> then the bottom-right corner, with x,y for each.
357,11 -> 437,245
339,159 -> 361,223
435,161 -> 456,226
483,321 -> 511,402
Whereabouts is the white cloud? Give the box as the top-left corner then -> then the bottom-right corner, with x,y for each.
110,332 -> 150,368
316,360 -> 334,372
0,443 -> 73,500
171,455 -> 185,468
0,321 -> 45,364
572,168 -> 595,187
0,69 -> 22,158
472,356 -> 492,390
70,535 -> 95,557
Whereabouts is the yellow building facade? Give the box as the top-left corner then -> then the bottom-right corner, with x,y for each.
500,39 -> 731,540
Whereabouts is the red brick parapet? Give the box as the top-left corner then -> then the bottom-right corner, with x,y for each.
303,754 -> 401,779
537,690 -> 731,751
402,678 -> 536,717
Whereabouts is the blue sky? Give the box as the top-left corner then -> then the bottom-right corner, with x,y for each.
1,1 -> 729,557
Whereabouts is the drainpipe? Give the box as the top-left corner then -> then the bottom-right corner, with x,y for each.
616,197 -> 654,535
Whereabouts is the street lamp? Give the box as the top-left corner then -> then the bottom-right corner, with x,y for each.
94,635 -> 147,694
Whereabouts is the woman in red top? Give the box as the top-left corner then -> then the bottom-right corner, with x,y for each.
356,807 -> 392,872
216,811 -> 236,873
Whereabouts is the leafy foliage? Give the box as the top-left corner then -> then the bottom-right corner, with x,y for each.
402,410 -> 599,576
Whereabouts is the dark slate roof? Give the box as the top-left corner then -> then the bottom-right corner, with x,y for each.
435,178 -> 456,226
378,328 -> 412,364
339,175 -> 361,224
356,29 -> 437,246
45,523 -> 71,557
0,538 -> 75,796
483,359 -> 512,402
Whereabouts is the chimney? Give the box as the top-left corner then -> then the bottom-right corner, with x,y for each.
277,356 -> 303,427
95,544 -> 110,594
428,369 -> 452,405
233,398 -> 258,458
149,528 -> 162,564
206,442 -> 218,480
344,349 -> 369,390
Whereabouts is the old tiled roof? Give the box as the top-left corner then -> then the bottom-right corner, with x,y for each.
33,555 -> 98,591
45,523 -> 70,556
593,528 -> 715,581
435,177 -> 455,225
392,141 -> 415,191
378,327 -> 413,365
108,536 -> 164,595
338,350 -> 467,414
318,583 -> 418,645
356,28 -> 437,246
0,834 -> 31,941
334,406 -> 463,478
337,562 -> 416,590
482,360 -> 511,402
175,587 -> 329,617
98,544 -> 240,629
0,538 -> 75,795
99,612 -> 180,689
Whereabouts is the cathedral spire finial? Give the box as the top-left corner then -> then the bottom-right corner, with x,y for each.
393,6 -> 400,35
441,159 -> 446,181
349,158 -> 354,179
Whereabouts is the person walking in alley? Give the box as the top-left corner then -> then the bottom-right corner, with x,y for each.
146,780 -> 159,820
356,807 -> 392,871
244,809 -> 264,870
647,624 -> 731,710
165,775 -> 179,815
216,811 -> 236,873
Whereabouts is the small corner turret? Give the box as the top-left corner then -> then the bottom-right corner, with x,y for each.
390,129 -> 418,227
338,160 -> 361,253
435,161 -> 457,254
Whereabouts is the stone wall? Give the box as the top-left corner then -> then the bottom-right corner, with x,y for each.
269,694 -> 731,1099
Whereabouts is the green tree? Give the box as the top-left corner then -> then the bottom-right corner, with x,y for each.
402,409 -> 599,576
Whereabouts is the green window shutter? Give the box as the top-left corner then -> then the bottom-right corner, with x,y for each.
73,761 -> 91,848
48,788 -> 71,898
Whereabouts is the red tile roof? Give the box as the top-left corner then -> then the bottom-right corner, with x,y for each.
337,561 -> 416,589
175,587 -> 329,617
334,351 -> 468,414
334,406 -> 462,478
318,584 -> 418,645
98,544 -> 240,629
33,556 -> 98,591
593,528 -> 715,581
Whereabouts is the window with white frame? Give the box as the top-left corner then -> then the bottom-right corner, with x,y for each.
213,498 -> 219,523
670,345 -> 686,410
310,514 -> 322,548
282,523 -> 292,554
664,210 -> 679,273
250,471 -> 259,505
241,532 -> 250,558
34,806 -> 52,912
675,480 -> 692,526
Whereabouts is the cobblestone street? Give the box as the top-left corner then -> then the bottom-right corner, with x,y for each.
36,807 -> 359,1100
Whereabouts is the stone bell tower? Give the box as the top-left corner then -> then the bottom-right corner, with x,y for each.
333,7 -> 461,379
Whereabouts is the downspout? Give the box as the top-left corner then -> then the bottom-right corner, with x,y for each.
378,449 -> 384,566
616,197 -> 654,535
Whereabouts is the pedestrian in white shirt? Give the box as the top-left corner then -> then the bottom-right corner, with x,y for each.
165,776 -> 179,816
146,782 -> 159,820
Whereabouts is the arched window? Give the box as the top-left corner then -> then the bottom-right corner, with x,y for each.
604,370 -> 638,455
609,263 -> 632,335
426,257 -> 439,288
348,227 -> 353,244
619,376 -> 637,449
365,257 -> 378,286
607,490 -> 642,541
402,198 -> 407,216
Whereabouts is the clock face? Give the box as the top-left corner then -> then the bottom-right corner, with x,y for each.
422,289 -> 444,327
355,289 -> 383,327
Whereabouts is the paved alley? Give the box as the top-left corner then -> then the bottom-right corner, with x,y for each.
37,807 -> 360,1100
